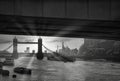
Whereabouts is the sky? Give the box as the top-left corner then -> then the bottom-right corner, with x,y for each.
0,34 -> 84,53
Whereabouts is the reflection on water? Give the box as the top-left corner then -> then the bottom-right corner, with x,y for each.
1,57 -> 120,81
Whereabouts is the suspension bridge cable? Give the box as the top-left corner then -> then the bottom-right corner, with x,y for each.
42,44 -> 56,53
42,44 -> 62,57
42,44 -> 63,57
3,43 -> 13,51
42,44 -> 75,62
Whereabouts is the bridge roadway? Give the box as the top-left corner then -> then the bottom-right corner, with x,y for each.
17,42 -> 38,44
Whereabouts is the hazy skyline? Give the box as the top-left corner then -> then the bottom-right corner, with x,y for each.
0,34 -> 84,53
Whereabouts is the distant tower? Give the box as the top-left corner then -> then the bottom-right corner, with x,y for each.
62,42 -> 65,49
26,47 -> 30,53
13,37 -> 18,59
36,37 -> 44,60
56,45 -> 60,53
32,50 -> 35,54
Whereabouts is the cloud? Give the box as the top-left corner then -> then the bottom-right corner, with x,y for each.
16,36 -> 35,42
48,37 -> 73,43
25,39 -> 34,42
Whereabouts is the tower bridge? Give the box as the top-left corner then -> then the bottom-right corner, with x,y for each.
13,37 -> 43,59
0,37 -> 74,62
0,37 -> 53,59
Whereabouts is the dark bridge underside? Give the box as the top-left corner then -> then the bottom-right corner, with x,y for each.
0,14 -> 120,40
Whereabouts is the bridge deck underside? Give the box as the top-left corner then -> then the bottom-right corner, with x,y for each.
0,14 -> 120,40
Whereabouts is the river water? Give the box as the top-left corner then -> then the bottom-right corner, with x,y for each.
1,56 -> 120,81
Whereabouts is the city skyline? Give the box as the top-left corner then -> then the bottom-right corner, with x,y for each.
0,34 -> 84,53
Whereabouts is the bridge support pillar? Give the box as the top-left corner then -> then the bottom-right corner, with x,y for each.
36,37 -> 44,60
13,37 -> 18,59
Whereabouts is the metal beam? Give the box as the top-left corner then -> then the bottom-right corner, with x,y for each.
17,42 -> 38,44
0,14 -> 120,40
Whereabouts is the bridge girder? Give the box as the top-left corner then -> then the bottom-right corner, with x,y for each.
0,14 -> 120,40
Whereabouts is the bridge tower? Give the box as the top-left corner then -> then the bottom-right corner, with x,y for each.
36,37 -> 44,60
13,37 -> 18,59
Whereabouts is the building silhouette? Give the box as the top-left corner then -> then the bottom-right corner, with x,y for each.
59,42 -> 78,56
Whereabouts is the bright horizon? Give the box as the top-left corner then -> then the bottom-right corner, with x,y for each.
0,34 -> 84,53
